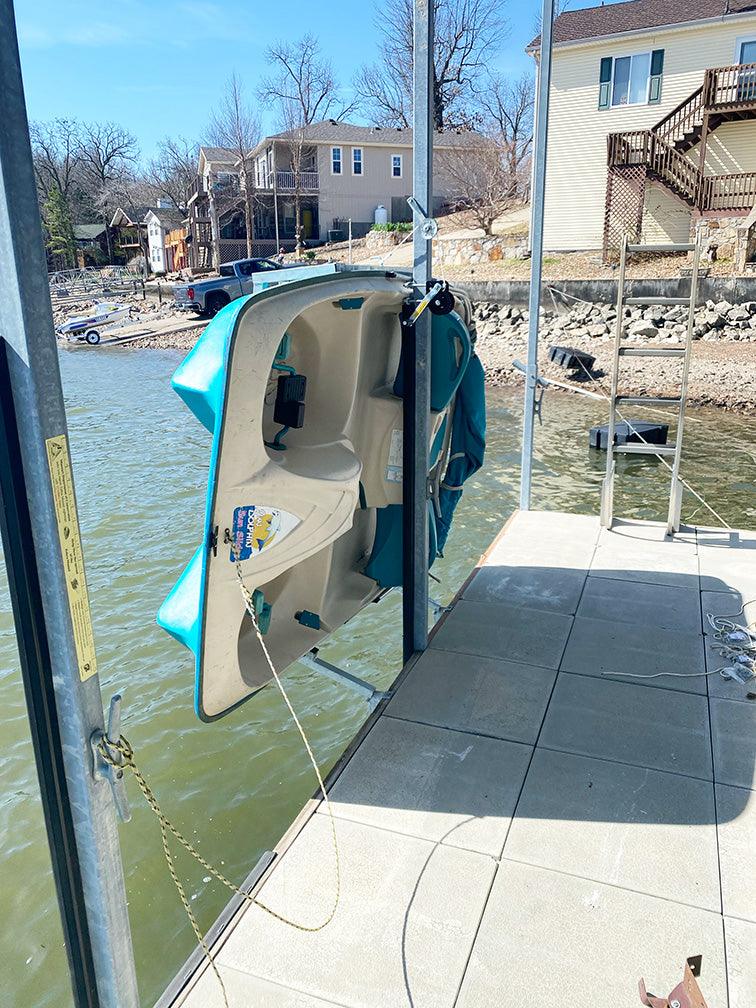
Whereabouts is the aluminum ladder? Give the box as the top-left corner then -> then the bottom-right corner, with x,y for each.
600,235 -> 702,535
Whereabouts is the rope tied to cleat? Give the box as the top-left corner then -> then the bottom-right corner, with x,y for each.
97,532 -> 342,1008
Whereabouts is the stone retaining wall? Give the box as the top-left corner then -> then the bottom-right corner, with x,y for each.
433,235 -> 528,266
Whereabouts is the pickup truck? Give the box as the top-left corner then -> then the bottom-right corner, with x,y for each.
173,258 -> 337,316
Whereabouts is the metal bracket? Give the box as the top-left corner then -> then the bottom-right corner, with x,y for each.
403,281 -> 444,327
513,359 -> 547,424
299,649 -> 388,711
91,694 -> 131,823
406,196 -> 438,239
639,956 -> 708,1008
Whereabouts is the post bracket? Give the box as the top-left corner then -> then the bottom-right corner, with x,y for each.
91,694 -> 131,823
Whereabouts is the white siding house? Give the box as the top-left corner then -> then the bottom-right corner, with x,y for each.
530,0 -> 756,251
144,208 -> 185,274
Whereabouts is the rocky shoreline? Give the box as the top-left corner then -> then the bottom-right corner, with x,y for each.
473,298 -> 756,412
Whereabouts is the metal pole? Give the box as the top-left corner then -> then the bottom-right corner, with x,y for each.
403,0 -> 433,662
273,141 -> 281,253
0,4 -> 140,1007
348,218 -> 353,265
519,0 -> 555,510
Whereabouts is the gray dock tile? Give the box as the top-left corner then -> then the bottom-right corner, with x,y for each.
325,717 -> 531,857
217,815 -> 495,1008
600,518 -> 698,547
386,648 -> 555,745
457,860 -> 728,1008
504,749 -> 720,910
430,599 -> 572,669
590,540 -> 700,588
178,966 -> 340,1008
578,576 -> 702,631
462,563 -> 586,614
560,615 -> 708,694
710,697 -> 756,789
702,591 -> 756,701
698,545 -> 756,597
716,784 -> 756,922
697,526 -> 756,550
508,509 -> 600,542
726,917 -> 756,1008
484,540 -> 595,572
540,673 -> 712,778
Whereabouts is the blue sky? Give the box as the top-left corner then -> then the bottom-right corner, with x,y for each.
16,0 -> 560,161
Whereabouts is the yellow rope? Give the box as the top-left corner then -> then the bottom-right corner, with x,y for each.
97,534 -> 341,1007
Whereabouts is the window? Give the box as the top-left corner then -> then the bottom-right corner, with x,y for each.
598,49 -> 664,109
739,39 -> 756,63
331,147 -> 342,175
391,154 -> 403,178
352,147 -> 363,175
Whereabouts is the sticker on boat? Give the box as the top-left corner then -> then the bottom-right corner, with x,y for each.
229,505 -> 300,561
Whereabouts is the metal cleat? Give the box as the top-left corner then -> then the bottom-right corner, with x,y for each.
90,693 -> 132,823
639,956 -> 708,1008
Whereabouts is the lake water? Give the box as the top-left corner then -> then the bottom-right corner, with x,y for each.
1,346 -> 753,1007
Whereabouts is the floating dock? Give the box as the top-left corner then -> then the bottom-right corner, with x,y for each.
166,510 -> 756,1008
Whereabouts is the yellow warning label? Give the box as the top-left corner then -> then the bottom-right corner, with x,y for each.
45,435 -> 97,682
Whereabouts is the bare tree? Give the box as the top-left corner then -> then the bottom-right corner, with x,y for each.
30,119 -> 83,204
260,34 -> 351,253
438,135 -> 523,235
478,73 -> 534,198
148,137 -> 198,210
78,122 -> 139,260
208,74 -> 260,257
354,0 -> 509,130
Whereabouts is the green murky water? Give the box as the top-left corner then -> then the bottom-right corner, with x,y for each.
0,347 -> 753,1007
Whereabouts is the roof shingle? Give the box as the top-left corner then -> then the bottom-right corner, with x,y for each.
528,0 -> 756,49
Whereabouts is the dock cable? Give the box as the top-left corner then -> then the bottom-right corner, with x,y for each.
95,548 -> 342,1008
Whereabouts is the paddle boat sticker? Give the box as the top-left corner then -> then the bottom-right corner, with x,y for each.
229,505 -> 300,562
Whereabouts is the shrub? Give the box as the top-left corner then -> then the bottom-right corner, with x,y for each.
370,221 -> 413,233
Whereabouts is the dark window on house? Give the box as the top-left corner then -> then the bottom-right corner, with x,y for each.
331,147 -> 342,175
598,49 -> 664,109
352,148 -> 363,175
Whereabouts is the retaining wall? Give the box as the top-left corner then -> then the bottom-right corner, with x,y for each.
455,276 -> 756,307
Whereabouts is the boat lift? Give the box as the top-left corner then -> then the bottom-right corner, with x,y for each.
0,0 -> 555,1002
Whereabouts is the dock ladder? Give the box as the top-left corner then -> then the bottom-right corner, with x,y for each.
600,235 -> 702,535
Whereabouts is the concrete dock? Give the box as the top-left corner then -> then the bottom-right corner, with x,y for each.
171,510 -> 756,1008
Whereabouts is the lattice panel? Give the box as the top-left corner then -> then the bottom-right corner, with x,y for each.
603,165 -> 647,262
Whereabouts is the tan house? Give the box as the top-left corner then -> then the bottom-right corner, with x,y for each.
185,125 -> 479,269
529,0 -> 756,256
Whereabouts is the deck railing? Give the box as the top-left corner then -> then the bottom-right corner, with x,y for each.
702,171 -> 756,211
273,170 -> 319,191
653,85 -> 705,146
608,130 -> 700,201
704,62 -> 756,106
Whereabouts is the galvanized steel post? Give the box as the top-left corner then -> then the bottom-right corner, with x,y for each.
0,3 -> 140,1006
403,0 -> 434,662
520,0 -> 555,509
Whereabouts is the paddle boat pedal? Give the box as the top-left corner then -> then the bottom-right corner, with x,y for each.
157,269 -> 485,720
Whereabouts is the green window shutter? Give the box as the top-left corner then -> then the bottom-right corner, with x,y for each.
598,56 -> 613,109
649,49 -> 665,104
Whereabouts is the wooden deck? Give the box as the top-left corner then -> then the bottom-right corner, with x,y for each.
170,510 -> 756,1008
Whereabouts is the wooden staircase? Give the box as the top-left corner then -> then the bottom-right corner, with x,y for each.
603,62 -> 756,258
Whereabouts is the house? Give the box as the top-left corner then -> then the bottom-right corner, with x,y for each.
185,126 -> 480,270
144,207 -> 186,274
528,0 -> 756,257
109,206 -> 153,266
165,227 -> 189,274
185,146 -> 245,270
73,223 -> 108,267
